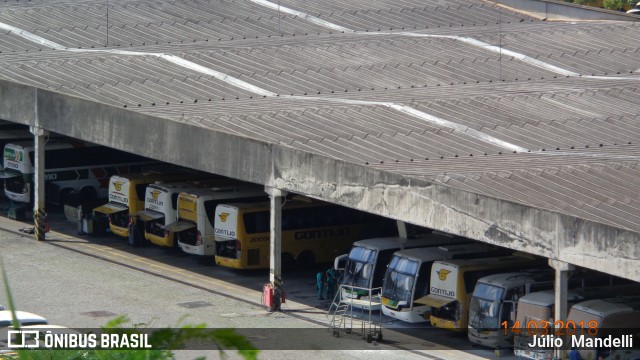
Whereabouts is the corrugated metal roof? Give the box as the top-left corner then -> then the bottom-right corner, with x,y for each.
0,0 -> 640,235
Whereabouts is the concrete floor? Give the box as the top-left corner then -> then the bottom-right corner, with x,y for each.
0,208 -> 511,360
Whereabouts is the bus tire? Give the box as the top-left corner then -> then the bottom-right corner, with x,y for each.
281,253 -> 295,272
377,332 -> 383,342
295,251 -> 315,270
366,334 -> 372,343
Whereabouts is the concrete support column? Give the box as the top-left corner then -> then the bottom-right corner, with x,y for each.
30,126 -> 48,241
549,259 -> 574,360
265,186 -> 287,311
396,220 -> 408,239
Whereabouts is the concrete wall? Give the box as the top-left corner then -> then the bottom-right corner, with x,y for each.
497,0 -> 640,21
2,79 -> 639,281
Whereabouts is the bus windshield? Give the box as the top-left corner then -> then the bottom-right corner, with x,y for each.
342,247 -> 376,288
382,257 -> 418,303
469,283 -> 505,329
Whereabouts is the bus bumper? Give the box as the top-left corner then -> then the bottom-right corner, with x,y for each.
6,191 -> 29,203
147,233 -> 172,247
381,305 -> 429,323
430,316 -> 465,331
215,256 -> 243,269
110,224 -> 129,238
468,328 -> 504,349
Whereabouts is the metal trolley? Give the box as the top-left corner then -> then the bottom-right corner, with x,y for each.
327,284 -> 383,343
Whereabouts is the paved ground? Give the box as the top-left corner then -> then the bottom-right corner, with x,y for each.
0,208 -> 515,360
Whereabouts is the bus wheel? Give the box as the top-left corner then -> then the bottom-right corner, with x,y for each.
365,334 -> 372,343
281,253 -> 295,272
376,332 -> 383,342
295,251 -> 315,270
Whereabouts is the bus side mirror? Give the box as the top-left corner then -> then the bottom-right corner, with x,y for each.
334,254 -> 348,271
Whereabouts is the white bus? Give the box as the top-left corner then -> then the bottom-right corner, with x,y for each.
337,234 -> 470,310
468,270 -> 619,349
468,270 -> 555,349
380,244 -> 507,323
167,185 -> 266,256
567,296 -> 640,360
2,140 -> 157,206
513,289 -> 586,360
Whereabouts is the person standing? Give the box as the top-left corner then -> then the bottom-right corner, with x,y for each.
569,348 -> 582,360
316,271 -> 326,300
326,267 -> 338,300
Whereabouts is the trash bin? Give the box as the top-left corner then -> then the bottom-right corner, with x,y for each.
8,205 -> 27,221
128,223 -> 139,246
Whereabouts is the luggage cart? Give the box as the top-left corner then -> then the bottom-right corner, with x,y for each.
327,284 -> 383,343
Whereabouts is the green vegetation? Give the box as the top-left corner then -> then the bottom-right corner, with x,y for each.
603,0 -> 629,10
570,0 -> 635,10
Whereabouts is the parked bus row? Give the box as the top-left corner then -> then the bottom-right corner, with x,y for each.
6,135 -> 640,359
334,239 -> 640,358
1,138 -> 172,210
0,136 -> 401,271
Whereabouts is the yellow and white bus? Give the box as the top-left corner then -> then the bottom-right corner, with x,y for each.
133,178 -> 236,248
214,199 -> 397,270
380,243 -> 507,323
416,255 -> 543,332
92,171 -> 204,238
167,185 -> 267,256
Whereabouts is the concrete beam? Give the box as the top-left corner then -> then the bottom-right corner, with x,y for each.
2,79 -> 639,282
272,145 -> 640,281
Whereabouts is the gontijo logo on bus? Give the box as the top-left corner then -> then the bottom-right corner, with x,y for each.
109,179 -> 130,205
437,269 -> 451,281
214,206 -> 237,239
430,265 -> 456,298
146,190 -> 164,207
113,181 -> 125,191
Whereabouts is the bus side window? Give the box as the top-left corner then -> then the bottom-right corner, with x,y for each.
506,285 -> 525,302
244,211 -> 269,234
135,184 -> 147,201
